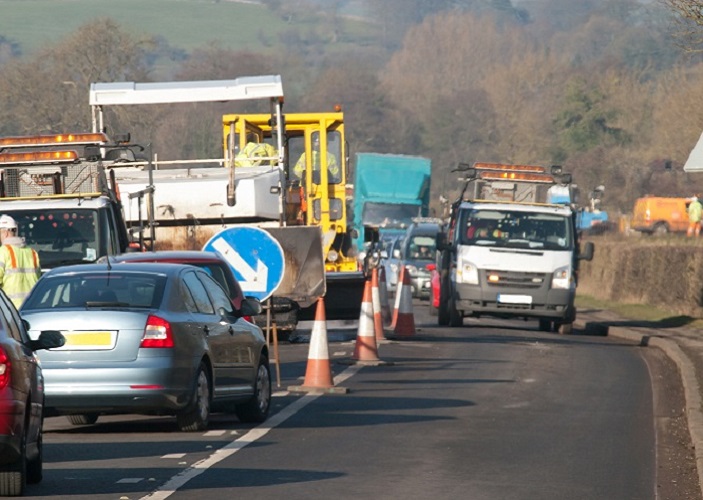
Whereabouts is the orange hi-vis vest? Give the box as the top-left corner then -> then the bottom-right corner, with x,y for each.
0,244 -> 41,308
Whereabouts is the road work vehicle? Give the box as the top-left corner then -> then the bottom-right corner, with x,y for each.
436,162 -> 594,334
88,76 -> 360,331
220,109 -> 364,322
631,195 -> 690,235
0,132 -> 142,271
352,152 -> 431,253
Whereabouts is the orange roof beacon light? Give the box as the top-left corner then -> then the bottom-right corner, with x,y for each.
472,162 -> 547,174
0,133 -> 109,149
477,170 -> 555,183
0,150 -> 80,165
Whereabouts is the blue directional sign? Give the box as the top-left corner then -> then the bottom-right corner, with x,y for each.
203,227 -> 285,301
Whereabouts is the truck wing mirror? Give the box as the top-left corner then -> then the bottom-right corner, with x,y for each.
579,241 -> 595,261
436,232 -> 448,251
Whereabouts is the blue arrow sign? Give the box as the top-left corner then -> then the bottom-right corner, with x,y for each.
203,227 -> 285,301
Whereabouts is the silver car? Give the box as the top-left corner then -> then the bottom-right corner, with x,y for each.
381,235 -> 404,294
21,262 -> 271,432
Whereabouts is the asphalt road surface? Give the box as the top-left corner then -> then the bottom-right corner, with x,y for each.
26,303 -> 700,500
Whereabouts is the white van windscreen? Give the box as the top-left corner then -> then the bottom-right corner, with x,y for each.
459,209 -> 573,250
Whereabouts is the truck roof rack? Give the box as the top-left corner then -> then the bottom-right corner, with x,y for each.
0,132 -> 114,199
455,161 -> 572,205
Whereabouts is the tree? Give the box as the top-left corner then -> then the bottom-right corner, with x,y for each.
663,0 -> 703,51
553,78 -> 629,153
297,61 -> 397,157
0,18 -> 156,135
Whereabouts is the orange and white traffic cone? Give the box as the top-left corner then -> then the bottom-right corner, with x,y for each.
378,266 -> 392,327
352,280 -> 384,363
288,298 -> 348,394
393,266 -> 416,337
371,268 -> 386,342
390,265 -> 406,329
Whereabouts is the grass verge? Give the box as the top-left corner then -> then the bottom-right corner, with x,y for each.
576,294 -> 703,330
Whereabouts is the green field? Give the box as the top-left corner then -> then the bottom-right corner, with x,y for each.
0,0 -> 304,55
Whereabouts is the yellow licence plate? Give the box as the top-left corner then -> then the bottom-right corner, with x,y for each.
60,331 -> 116,350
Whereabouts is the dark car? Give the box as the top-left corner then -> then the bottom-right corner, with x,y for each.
21,262 -> 270,432
0,290 -> 64,496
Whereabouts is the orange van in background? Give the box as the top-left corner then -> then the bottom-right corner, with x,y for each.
631,196 -> 690,235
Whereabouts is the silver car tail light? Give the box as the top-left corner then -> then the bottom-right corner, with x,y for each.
140,315 -> 174,348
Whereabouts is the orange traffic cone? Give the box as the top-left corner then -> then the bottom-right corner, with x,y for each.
392,266 -> 416,337
288,298 -> 348,394
370,268 -> 386,342
390,265 -> 407,329
353,280 -> 383,363
378,266 -> 392,327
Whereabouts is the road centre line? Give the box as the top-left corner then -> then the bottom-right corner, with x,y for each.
141,364 -> 363,500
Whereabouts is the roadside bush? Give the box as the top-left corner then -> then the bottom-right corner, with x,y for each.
579,235 -> 703,317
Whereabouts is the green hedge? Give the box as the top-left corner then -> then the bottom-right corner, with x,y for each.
578,237 -> 703,317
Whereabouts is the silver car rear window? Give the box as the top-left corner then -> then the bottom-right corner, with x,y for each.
23,272 -> 167,310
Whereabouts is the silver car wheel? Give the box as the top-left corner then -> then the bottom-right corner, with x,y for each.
195,369 -> 210,423
256,363 -> 271,414
235,356 -> 271,423
177,364 -> 211,432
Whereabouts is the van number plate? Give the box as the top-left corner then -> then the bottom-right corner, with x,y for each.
497,294 -> 532,305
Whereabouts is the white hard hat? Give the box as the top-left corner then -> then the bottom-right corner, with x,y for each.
0,215 -> 17,230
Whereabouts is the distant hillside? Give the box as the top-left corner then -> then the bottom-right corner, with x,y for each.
0,0 -> 373,57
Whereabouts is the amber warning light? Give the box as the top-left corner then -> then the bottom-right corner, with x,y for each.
0,132 -> 108,149
473,162 -> 546,174
478,171 -> 554,183
0,150 -> 79,165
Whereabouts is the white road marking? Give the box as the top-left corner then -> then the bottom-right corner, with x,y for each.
160,454 -> 186,459
140,364 -> 362,499
203,430 -> 226,437
117,478 -> 143,484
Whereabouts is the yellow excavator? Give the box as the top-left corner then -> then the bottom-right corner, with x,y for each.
222,109 -> 365,322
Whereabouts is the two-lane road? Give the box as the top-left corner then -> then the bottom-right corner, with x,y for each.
26,306 -> 699,499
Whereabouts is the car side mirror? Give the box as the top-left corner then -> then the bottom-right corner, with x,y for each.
241,297 -> 263,317
31,330 -> 66,351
